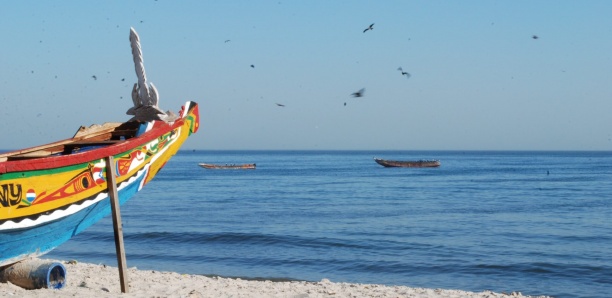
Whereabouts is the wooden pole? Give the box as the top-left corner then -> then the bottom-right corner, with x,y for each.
104,156 -> 129,293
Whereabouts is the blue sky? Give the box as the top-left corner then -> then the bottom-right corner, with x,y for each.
1,1 -> 611,150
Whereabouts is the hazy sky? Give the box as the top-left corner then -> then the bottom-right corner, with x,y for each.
1,1 -> 611,151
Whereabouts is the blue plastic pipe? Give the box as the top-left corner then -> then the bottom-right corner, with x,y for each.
0,259 -> 66,289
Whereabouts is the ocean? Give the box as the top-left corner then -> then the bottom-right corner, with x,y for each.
45,150 -> 612,298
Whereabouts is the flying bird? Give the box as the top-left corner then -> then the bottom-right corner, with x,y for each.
363,23 -> 374,33
275,103 -> 285,107
532,35 -> 539,39
92,75 -> 97,80
250,64 -> 255,68
351,88 -> 365,97
397,67 -> 411,78
225,39 -> 231,43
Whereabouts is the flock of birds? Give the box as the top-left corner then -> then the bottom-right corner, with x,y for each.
79,22 -> 539,110
268,23 -> 539,108
269,22 -> 412,108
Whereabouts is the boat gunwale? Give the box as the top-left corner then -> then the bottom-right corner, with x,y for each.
0,105 -> 195,174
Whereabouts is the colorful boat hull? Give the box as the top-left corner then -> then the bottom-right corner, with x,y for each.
0,101 -> 199,267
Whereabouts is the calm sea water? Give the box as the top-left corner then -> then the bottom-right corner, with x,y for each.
46,151 -> 612,298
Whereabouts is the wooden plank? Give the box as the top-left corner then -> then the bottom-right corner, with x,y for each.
104,156 -> 129,293
0,123 -> 123,160
73,122 -> 123,138
6,151 -> 54,158
0,141 -> 73,159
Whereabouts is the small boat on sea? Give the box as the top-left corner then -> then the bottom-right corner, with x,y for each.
199,163 -> 256,170
0,28 -> 200,267
374,158 -> 440,168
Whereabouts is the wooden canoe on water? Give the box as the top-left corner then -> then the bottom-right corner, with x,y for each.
0,28 -> 200,267
199,163 -> 256,170
374,158 -> 440,168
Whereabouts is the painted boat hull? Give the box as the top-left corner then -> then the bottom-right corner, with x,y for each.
374,158 -> 440,168
0,101 -> 200,267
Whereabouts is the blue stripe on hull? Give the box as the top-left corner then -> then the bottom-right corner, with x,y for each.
0,173 -> 144,265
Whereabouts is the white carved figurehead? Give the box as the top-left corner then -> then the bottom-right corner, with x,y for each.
127,28 -> 177,122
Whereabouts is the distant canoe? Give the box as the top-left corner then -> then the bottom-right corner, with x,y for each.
374,158 -> 440,168
199,163 -> 256,170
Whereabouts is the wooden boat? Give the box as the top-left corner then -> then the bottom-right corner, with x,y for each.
199,163 -> 256,170
374,158 -> 440,168
0,28 -> 200,267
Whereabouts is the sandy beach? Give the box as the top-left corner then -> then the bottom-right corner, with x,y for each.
0,259 -> 551,298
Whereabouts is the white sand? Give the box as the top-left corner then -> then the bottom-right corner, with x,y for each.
0,259 -> 551,298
